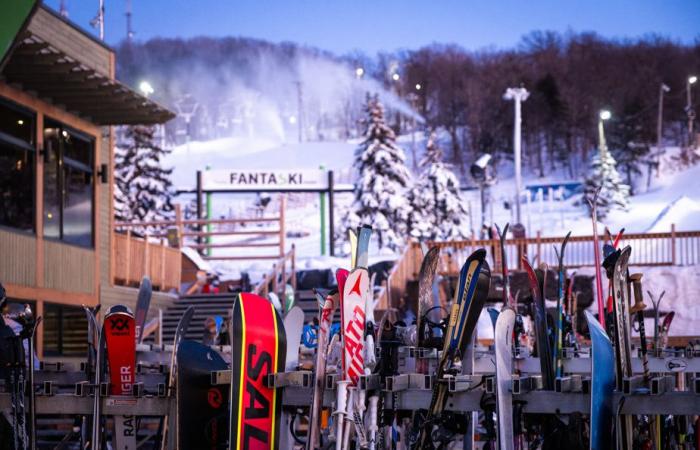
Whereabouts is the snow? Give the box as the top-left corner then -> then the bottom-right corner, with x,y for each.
181,246 -> 213,273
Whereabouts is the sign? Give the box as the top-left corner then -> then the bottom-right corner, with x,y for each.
0,0 -> 39,70
202,169 -> 328,191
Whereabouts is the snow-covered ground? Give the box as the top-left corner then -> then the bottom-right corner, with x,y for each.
168,135 -> 700,335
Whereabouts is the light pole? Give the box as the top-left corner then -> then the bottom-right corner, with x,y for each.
653,83 -> 670,182
598,109 -> 611,157
503,87 -> 529,226
686,75 -> 697,148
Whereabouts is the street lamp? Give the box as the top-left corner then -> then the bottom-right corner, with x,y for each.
415,83 -> 421,91
687,75 -> 697,147
503,86 -> 529,226
139,81 -> 154,98
355,67 -> 364,78
598,110 -> 611,158
391,73 -> 400,82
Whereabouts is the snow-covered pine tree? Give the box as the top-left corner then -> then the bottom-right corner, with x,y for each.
582,138 -> 630,218
408,132 -> 470,240
342,94 -> 412,251
114,125 -> 175,226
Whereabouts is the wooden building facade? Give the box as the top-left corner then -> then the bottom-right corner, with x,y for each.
0,5 -> 175,356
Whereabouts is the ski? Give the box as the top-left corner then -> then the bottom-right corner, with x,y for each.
176,340 -> 229,449
356,225 -> 372,269
586,187 -> 606,328
228,293 -> 287,450
307,290 -> 339,450
553,231 -> 571,378
414,248 -> 491,449
159,305 -> 195,450
88,306 -> 106,450
497,223 -> 511,306
494,306 -> 516,450
611,245 -> 633,450
103,305 -> 137,450
134,276 -> 152,344
349,228 -> 358,269
585,311 -> 615,450
522,256 -> 554,390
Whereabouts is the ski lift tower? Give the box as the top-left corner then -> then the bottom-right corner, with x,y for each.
175,94 -> 200,151
503,86 -> 529,227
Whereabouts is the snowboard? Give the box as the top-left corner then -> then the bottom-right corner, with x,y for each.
415,249 -> 491,449
283,306 -> 305,371
228,293 -> 287,450
176,340 -> 229,449
416,246 -> 440,349
495,307 -> 516,450
103,305 -> 137,450
134,276 -> 152,344
307,291 -> 339,450
585,311 -> 615,450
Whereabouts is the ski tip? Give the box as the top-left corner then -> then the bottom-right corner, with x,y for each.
502,222 -> 509,237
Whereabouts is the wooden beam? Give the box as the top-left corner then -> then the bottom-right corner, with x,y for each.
4,283 -> 97,307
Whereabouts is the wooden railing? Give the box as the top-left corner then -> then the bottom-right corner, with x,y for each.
115,197 -> 286,261
432,224 -> 700,275
112,231 -> 181,291
253,245 -> 297,298
375,225 -> 700,310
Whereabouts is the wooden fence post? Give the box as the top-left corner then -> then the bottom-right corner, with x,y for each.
536,231 -> 542,263
279,196 -> 286,257
125,229 -> 132,285
160,237 -> 166,290
144,233 -> 150,278
291,244 -> 297,290
671,223 -> 676,265
272,263 -> 279,295
175,204 -> 183,248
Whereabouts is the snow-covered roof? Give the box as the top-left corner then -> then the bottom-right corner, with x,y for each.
181,246 -> 213,273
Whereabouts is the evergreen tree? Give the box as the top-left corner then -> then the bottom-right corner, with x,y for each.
343,94 -> 412,251
114,125 -> 175,226
408,132 -> 470,240
582,137 -> 630,218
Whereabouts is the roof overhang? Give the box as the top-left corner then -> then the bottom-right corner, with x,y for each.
0,32 -> 175,126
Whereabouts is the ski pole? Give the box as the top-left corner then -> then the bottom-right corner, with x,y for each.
334,380 -> 350,450
367,395 -> 379,450
341,387 -> 355,450
586,189 -> 606,328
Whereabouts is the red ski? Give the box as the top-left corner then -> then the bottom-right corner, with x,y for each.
103,305 -> 137,450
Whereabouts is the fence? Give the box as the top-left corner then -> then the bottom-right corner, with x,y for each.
252,246 -> 297,297
112,232 -> 181,291
375,225 -> 700,311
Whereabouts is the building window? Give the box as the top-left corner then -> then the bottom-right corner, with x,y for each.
43,302 -> 88,357
0,97 -> 35,232
44,119 -> 94,248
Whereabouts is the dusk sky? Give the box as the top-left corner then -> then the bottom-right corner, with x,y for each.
45,0 -> 700,54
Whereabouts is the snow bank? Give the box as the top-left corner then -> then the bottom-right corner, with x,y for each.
181,247 -> 213,273
646,196 -> 700,232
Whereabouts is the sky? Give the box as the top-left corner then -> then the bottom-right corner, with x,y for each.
45,0 -> 700,54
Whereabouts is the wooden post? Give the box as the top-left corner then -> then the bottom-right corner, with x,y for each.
196,170 -> 203,248
144,233 -> 150,279
125,229 -> 132,285
328,170 -> 335,256
279,196 -> 286,257
272,263 -> 279,295
536,231 -> 542,263
291,244 -> 297,290
671,223 -> 676,265
36,300 -> 44,358
160,237 -> 166,290
175,204 -> 183,248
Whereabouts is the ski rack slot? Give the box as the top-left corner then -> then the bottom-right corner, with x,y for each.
448,374 -> 482,393
74,381 -> 87,397
325,373 -> 338,390
99,382 -> 110,397
484,375 -> 496,394
359,373 -> 381,391
41,361 -> 64,372
622,375 -> 645,395
555,376 -> 571,393
133,382 -> 145,397
512,375 -> 532,394
385,374 -> 409,392
651,375 -> 675,395
582,377 -> 591,394
43,381 -> 55,396
265,371 -> 313,388
157,382 -> 167,397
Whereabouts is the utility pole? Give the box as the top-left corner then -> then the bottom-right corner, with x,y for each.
654,83 -> 670,181
686,76 -> 697,148
90,0 -> 105,40
296,81 -> 304,143
59,0 -> 68,17
503,86 -> 529,226
126,0 -> 134,43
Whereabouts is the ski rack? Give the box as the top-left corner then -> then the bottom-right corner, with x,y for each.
5,344 -> 700,447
